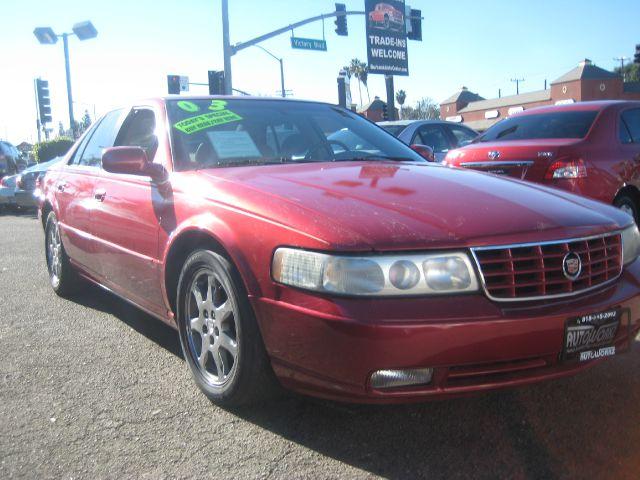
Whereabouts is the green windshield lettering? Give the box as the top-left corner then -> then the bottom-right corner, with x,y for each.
209,100 -> 227,111
173,110 -> 243,134
176,101 -> 200,113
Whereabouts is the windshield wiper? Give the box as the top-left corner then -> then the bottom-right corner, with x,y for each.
333,155 -> 417,162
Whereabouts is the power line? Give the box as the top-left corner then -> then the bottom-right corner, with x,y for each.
613,56 -> 629,80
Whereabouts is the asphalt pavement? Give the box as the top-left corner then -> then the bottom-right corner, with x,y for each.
1,212 -> 640,480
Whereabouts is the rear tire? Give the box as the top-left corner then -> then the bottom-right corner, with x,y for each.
614,194 -> 639,224
176,249 -> 279,406
45,212 -> 84,296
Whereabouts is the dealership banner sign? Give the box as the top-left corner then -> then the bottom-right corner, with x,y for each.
365,0 -> 409,76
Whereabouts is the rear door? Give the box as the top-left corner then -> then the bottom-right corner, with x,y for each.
55,110 -> 123,275
415,124 -> 451,162
446,124 -> 478,149
90,106 -> 168,316
618,107 -> 640,186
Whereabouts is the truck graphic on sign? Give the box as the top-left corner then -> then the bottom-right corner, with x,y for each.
368,3 -> 404,32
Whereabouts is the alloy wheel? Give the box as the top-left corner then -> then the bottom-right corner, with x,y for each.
47,222 -> 62,287
185,269 -> 239,386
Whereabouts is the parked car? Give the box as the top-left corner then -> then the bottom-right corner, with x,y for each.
0,174 -> 18,210
0,141 -> 19,179
368,2 -> 404,32
444,101 -> 640,221
379,120 -> 478,162
40,97 -> 640,406
15,156 -> 65,209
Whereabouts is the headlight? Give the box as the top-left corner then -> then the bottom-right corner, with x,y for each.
272,248 -> 479,296
622,224 -> 640,266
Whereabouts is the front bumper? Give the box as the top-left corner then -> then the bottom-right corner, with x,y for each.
253,260 -> 640,403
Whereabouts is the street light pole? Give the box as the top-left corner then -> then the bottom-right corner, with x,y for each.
253,44 -> 286,97
221,0 -> 233,95
62,33 -> 75,135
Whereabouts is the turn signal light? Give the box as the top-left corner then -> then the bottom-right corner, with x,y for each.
544,158 -> 587,180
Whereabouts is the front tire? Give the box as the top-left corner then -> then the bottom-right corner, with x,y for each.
45,212 -> 84,296
614,194 -> 638,224
176,249 -> 278,406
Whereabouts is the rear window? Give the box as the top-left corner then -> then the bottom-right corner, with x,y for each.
479,111 -> 598,142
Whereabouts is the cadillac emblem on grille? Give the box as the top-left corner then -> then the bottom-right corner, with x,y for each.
488,151 -> 500,160
562,252 -> 582,280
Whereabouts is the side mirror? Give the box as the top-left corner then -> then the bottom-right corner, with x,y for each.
102,147 -> 167,182
410,144 -> 435,162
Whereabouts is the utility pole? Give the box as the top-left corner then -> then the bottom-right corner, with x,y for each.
221,0 -> 233,95
62,33 -> 75,136
510,78 -> 525,95
613,56 -> 629,81
33,79 -> 41,143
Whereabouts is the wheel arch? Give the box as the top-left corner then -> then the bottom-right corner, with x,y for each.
162,223 -> 261,319
613,184 -> 640,207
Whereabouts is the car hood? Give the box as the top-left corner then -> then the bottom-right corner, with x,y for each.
195,161 -> 631,251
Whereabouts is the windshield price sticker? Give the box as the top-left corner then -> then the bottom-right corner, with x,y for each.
174,110 -> 242,134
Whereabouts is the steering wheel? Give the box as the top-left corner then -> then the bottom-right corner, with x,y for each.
304,139 -> 352,160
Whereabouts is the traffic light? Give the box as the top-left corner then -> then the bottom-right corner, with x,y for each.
208,71 -> 225,95
167,74 -> 181,94
635,44 -> 640,65
36,79 -> 52,124
335,3 -> 348,36
407,9 -> 422,41
382,103 -> 389,121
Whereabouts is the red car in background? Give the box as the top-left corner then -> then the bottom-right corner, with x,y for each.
444,101 -> 640,222
40,97 -> 640,406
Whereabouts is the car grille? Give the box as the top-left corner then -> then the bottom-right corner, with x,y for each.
472,233 -> 623,301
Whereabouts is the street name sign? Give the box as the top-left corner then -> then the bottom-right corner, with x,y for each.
290,37 -> 327,51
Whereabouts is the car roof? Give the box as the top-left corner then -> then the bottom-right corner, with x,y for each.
516,100 -> 640,117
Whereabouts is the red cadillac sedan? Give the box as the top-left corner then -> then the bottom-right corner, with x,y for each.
444,101 -> 640,222
40,97 -> 640,405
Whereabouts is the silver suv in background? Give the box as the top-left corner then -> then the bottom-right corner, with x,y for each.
378,120 -> 478,162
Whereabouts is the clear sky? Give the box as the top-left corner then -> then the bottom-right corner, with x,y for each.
1,0 -> 639,144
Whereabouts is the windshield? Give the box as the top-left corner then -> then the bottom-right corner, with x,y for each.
478,111 -> 598,142
167,99 -> 425,170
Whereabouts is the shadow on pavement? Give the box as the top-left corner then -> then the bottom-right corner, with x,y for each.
69,281 -> 640,479
69,284 -> 183,359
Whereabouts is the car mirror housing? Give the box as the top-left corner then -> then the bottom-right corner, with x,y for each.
410,144 -> 435,162
102,147 -> 167,182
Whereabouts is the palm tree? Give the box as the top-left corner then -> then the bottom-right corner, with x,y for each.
349,58 -> 366,107
395,90 -> 407,119
360,63 -> 371,103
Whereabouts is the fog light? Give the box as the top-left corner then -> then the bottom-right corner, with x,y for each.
370,367 -> 434,389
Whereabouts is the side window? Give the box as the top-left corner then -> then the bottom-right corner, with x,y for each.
114,108 -> 158,161
619,117 -> 633,144
417,125 -> 450,153
449,125 -> 477,147
69,122 -> 101,165
78,109 -> 123,167
621,109 -> 640,144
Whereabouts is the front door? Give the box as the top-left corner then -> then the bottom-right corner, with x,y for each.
91,107 -> 168,317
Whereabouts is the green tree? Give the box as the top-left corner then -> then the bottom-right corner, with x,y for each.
395,90 -> 407,118
614,63 -> 640,82
349,58 -> 369,107
402,97 -> 440,120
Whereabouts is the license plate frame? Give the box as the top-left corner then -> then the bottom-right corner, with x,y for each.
562,308 -> 630,362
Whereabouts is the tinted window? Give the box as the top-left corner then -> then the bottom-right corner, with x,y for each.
448,125 -> 477,147
166,99 -> 425,170
115,109 -> 158,161
417,125 -> 450,153
70,123 -> 100,165
621,109 -> 640,143
479,111 -> 598,142
78,110 -> 123,167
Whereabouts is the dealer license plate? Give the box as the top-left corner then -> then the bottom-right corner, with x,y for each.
562,309 -> 621,362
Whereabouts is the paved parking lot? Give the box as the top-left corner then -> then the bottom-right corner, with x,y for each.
1,212 -> 640,479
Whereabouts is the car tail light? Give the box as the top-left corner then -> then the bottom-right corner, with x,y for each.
544,157 -> 587,179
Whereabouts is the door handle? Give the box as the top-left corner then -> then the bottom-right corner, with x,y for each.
56,182 -> 67,192
94,189 -> 107,202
